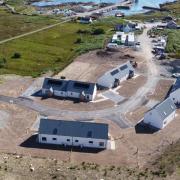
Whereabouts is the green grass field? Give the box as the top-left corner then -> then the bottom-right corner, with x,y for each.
0,11 -> 124,77
0,8 -> 60,41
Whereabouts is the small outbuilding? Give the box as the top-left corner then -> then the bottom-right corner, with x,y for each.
169,78 -> 180,106
143,98 -> 176,129
38,118 -> 108,149
97,61 -> 134,88
80,16 -> 93,24
166,20 -> 177,29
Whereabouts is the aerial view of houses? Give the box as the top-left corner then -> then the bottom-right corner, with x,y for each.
0,0 -> 180,179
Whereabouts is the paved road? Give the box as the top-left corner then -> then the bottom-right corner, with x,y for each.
0,23 -> 160,128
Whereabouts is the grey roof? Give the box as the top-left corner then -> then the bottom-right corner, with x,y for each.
42,78 -> 96,95
39,119 -> 108,140
154,98 -> 176,120
171,78 -> 180,93
42,78 -> 68,92
67,80 -> 96,95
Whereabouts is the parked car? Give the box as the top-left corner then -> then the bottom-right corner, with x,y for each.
172,73 -> 180,78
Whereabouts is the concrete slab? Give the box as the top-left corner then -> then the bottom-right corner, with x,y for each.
0,110 -> 10,129
102,91 -> 125,104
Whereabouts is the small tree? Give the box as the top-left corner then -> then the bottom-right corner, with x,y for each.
92,28 -> 105,35
75,38 -> 82,44
0,58 -> 7,68
12,52 -> 21,59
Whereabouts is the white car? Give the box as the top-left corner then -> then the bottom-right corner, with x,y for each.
172,73 -> 180,78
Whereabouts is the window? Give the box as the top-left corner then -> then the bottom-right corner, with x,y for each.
87,131 -> 92,138
67,139 -> 70,142
42,137 -> 47,141
86,95 -> 89,99
110,69 -> 119,76
53,128 -> 58,135
89,141 -> 93,144
52,137 -> 57,141
75,140 -> 79,143
99,142 -> 104,147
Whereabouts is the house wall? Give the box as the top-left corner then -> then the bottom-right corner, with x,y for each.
162,111 -> 176,129
144,110 -> 162,129
170,89 -> 180,104
67,91 -> 80,99
54,90 -> 67,97
38,134 -> 107,149
92,85 -> 97,100
144,110 -> 176,129
42,88 -> 49,95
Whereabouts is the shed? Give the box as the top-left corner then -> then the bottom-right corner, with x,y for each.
80,17 -> 93,24
166,20 -> 177,29
97,61 -> 134,88
169,78 -> 180,105
38,118 -> 108,149
143,98 -> 176,129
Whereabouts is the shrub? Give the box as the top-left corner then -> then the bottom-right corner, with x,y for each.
74,38 -> 82,44
92,28 -> 105,35
77,29 -> 90,34
12,52 -> 21,59
0,58 -> 7,68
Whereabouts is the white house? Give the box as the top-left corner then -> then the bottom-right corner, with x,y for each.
143,98 -> 176,129
97,61 -> 135,88
169,78 -> 180,105
42,78 -> 97,102
116,32 -> 135,46
38,118 -> 108,149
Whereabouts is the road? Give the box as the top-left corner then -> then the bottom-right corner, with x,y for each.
0,19 -> 71,44
0,23 -> 160,128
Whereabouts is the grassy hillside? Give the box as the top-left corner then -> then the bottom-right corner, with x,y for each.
0,8 -> 60,40
152,139 -> 180,178
165,30 -> 180,58
0,15 -> 123,77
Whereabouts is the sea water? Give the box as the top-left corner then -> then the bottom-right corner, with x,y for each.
33,0 -> 175,15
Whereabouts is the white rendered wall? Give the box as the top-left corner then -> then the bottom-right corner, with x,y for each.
38,134 -> 107,149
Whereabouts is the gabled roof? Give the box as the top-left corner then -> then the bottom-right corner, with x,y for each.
42,78 -> 68,92
67,80 -> 96,95
103,61 -> 134,78
153,98 -> 176,120
42,78 -> 96,95
80,17 -> 91,21
39,119 -> 108,140
171,78 -> 180,93
167,20 -> 177,26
